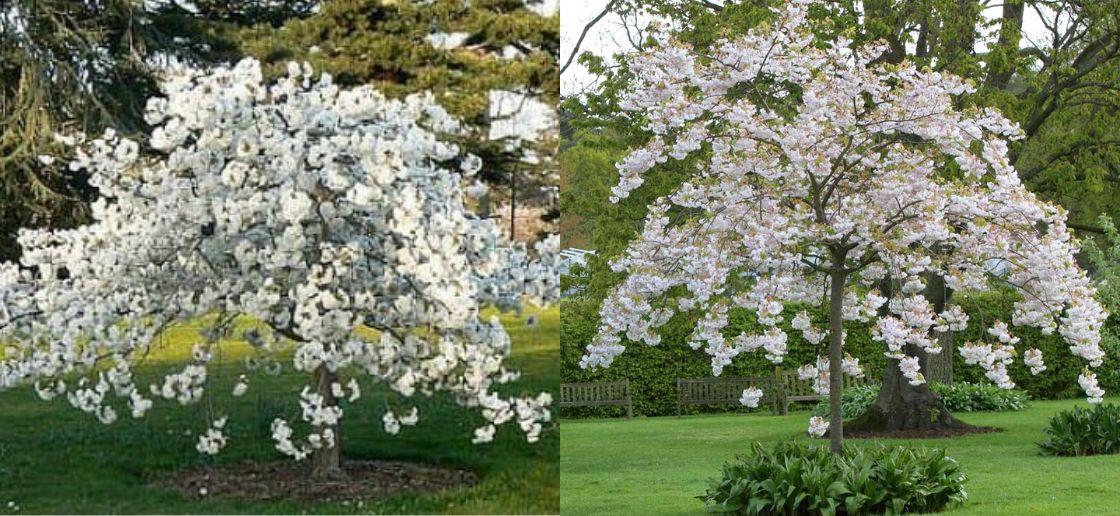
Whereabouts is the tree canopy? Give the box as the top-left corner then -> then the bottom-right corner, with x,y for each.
563,0 -> 1120,262
579,0 -> 1107,450
0,59 -> 558,476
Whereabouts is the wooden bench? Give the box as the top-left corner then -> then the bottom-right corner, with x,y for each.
676,376 -> 779,416
560,380 -> 633,418
777,371 -> 875,415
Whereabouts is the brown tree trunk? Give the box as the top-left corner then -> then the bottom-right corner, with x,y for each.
926,328 -> 955,385
311,365 -> 345,480
827,249 -> 848,454
986,0 -> 1025,90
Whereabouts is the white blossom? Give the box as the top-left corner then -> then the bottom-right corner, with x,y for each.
739,387 -> 763,408
808,416 -> 828,438
196,418 -> 228,455
472,424 -> 496,444
1024,348 -> 1046,375
1079,369 -> 1105,404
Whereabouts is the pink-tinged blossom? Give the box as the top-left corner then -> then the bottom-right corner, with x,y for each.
808,416 -> 828,438
898,356 -> 925,386
1079,369 -> 1105,404
841,353 -> 863,378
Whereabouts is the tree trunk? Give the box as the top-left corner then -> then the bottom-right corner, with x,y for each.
846,344 -> 972,433
926,328 -> 955,385
846,276 -> 972,433
311,365 -> 345,480
827,251 -> 847,454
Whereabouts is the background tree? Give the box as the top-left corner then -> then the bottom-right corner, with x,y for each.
236,0 -> 561,236
579,1 -> 1107,451
0,0 -> 312,263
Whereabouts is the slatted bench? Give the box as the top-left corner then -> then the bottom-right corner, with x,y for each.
560,380 -> 633,418
676,376 -> 779,416
778,371 -> 875,415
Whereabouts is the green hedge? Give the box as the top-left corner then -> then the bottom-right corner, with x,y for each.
561,298 -> 887,418
561,291 -> 1120,418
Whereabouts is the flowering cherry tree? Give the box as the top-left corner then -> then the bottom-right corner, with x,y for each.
581,0 -> 1107,453
0,59 -> 558,478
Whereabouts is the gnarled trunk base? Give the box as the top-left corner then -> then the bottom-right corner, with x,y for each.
845,381 -> 971,433
846,346 -> 973,434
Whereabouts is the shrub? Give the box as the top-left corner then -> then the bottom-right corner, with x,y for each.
701,441 -> 968,515
814,382 -> 1030,419
1038,404 -> 1120,456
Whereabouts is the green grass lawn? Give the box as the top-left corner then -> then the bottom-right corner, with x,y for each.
0,307 -> 559,515
560,399 -> 1120,515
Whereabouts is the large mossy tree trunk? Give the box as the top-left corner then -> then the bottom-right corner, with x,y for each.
845,344 -> 972,432
845,275 -> 972,433
311,365 -> 345,479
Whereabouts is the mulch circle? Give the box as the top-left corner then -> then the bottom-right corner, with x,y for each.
843,426 -> 1002,439
155,460 -> 479,502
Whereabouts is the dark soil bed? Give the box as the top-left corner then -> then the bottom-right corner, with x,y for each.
155,460 -> 479,502
843,425 -> 1002,439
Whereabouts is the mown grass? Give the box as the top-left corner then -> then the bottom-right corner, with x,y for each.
0,307 -> 559,514
560,399 -> 1120,515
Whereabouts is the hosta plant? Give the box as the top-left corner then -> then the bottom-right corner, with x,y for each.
932,382 -> 1030,412
1038,404 -> 1120,456
812,384 -> 881,419
701,441 -> 967,515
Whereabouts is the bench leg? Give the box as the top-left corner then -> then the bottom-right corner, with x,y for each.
627,399 -> 633,419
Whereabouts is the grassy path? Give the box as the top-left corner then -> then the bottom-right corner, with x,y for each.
560,399 -> 1120,515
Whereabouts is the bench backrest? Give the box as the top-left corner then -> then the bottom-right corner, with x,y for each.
677,377 -> 775,404
780,371 -> 874,398
560,380 -> 631,406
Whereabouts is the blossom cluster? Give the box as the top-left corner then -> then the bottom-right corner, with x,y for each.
582,0 -> 1108,438
739,387 -> 764,408
0,58 -> 558,456
196,417 -> 229,455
